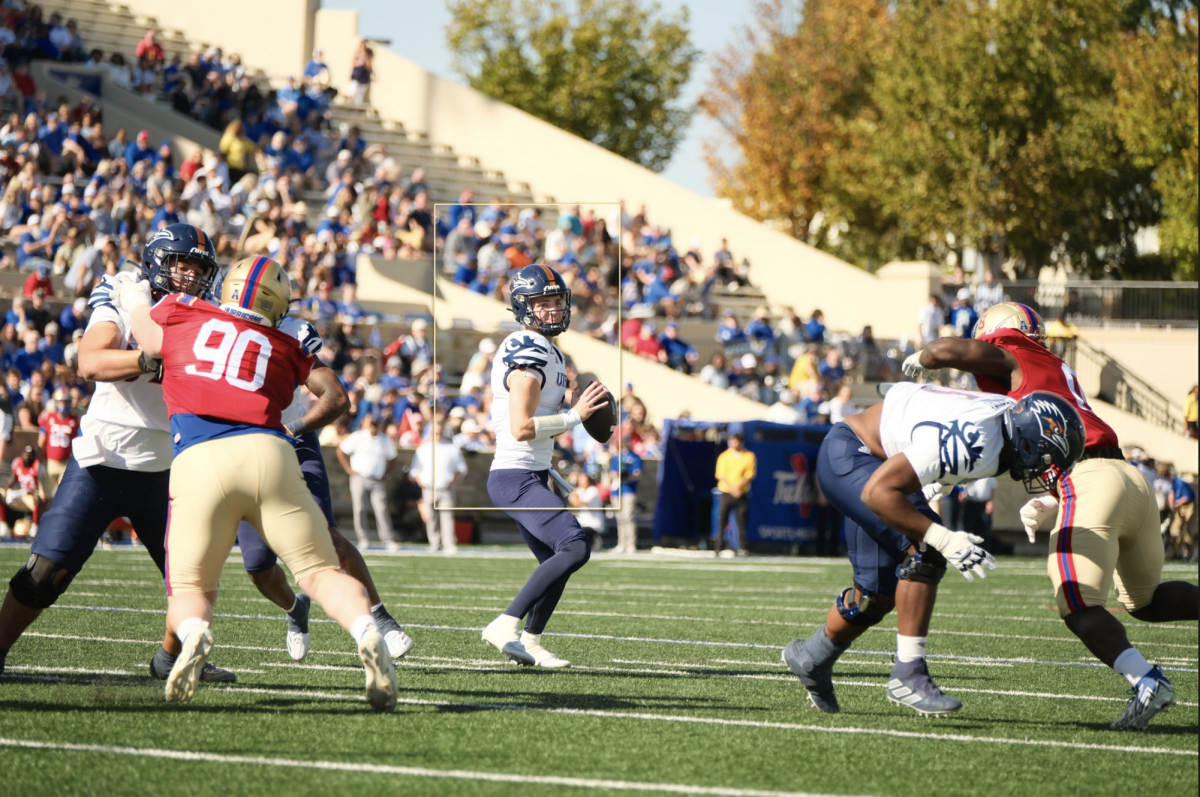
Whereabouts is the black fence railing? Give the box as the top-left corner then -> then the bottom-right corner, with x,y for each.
943,281 -> 1198,327
1056,337 -> 1185,433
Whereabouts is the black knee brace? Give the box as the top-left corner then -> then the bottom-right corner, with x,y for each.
896,547 -> 947,584
9,554 -> 76,609
835,585 -> 892,628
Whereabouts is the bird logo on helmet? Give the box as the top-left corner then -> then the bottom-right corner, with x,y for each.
1002,391 -> 1086,493
508,264 -> 571,337
973,302 -> 1046,345
140,223 -> 219,299
220,256 -> 292,327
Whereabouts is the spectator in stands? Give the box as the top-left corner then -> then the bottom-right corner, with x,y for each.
57,297 -> 88,338
219,119 -> 256,183
658,322 -> 698,374
766,389 -> 803,425
304,48 -> 330,83
716,309 -> 745,348
714,432 -> 755,558
744,306 -> 776,354
917,293 -> 944,346
631,321 -> 664,363
347,40 -> 373,105
37,322 -> 64,365
124,128 -> 156,170
947,288 -> 977,337
973,269 -> 1005,315
13,329 -> 44,381
699,352 -> 730,390
805,309 -> 826,343
135,28 -> 164,63
24,289 -> 50,335
0,60 -> 17,109
1168,473 -> 1197,561
611,430 -> 643,554
1185,385 -> 1197,439
818,348 -> 846,393
442,215 -> 477,282
11,62 -> 36,115
16,217 -> 56,273
23,262 -> 53,297
828,384 -> 859,424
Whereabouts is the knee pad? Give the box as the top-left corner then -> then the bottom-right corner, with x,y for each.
896,547 -> 947,584
835,585 -> 892,628
9,554 -> 75,609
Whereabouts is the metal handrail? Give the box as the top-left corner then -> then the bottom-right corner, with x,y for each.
1066,337 -> 1185,433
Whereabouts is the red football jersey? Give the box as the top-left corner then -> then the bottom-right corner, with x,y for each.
39,412 -> 80,463
151,295 -> 313,428
975,329 -> 1119,451
12,458 -> 40,492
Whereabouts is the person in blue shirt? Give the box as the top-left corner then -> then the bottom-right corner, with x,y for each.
444,189 -> 476,230
37,323 -> 66,366
13,330 -> 47,381
124,130 -> 157,170
610,432 -> 644,554
38,114 -> 67,162
744,306 -> 776,351
304,282 -> 338,323
641,273 -> 672,309
1168,476 -> 1196,561
304,49 -> 330,81
659,323 -> 699,374
16,220 -> 54,271
817,348 -> 845,389
336,285 -> 366,323
716,310 -> 746,346
58,298 -> 89,337
805,309 -> 827,343
150,194 -> 184,231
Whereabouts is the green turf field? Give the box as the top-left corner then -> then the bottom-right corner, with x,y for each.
0,544 -> 1195,797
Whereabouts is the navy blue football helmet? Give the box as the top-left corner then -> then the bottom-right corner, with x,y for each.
141,223 -> 219,299
1002,391 -> 1086,492
509,264 -> 571,337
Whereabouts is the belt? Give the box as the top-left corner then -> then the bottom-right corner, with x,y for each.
1080,447 -> 1124,461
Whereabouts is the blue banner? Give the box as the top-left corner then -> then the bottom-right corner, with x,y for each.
654,420 -> 830,544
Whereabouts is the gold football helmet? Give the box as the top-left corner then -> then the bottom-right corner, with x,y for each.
973,302 -> 1046,345
220,256 -> 292,327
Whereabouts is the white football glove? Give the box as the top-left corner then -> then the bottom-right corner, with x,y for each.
114,279 -> 153,313
923,522 -> 996,582
902,351 -> 936,381
1019,496 -> 1059,544
922,482 -> 951,503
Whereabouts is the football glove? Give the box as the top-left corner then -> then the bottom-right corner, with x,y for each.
1019,496 -> 1059,544
921,483 -> 951,503
923,522 -> 996,582
902,351 -> 936,381
294,320 -> 323,355
87,272 -> 126,310
115,279 -> 153,313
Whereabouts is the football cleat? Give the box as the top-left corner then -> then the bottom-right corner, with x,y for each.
519,632 -> 571,668
151,651 -> 237,683
481,617 -> 536,666
371,604 -> 413,659
357,630 -> 398,713
1111,667 -> 1176,731
286,593 -> 311,662
782,637 -> 840,714
165,626 -> 214,704
886,659 -> 963,717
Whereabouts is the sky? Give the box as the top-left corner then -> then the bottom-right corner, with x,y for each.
321,0 -> 754,198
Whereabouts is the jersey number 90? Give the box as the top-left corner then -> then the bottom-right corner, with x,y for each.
185,319 -> 273,392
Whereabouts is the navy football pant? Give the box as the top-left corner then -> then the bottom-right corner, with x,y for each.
237,432 -> 338,574
815,423 -> 941,597
488,468 -> 590,634
31,458 -> 170,575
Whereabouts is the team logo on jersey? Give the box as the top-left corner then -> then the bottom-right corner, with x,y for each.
501,335 -> 549,369
1029,397 -> 1072,458
916,419 -> 984,478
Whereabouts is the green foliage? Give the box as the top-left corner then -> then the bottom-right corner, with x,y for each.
445,0 -> 699,172
703,0 -> 1198,279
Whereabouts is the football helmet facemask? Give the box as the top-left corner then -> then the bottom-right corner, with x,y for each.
141,223 -> 219,299
509,264 -> 571,337
220,256 -> 292,327
973,302 -> 1046,346
1002,390 -> 1086,493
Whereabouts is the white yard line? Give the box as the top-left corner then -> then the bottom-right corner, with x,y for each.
0,738 -> 867,797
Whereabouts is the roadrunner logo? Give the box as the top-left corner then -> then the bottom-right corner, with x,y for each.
916,420 -> 984,478
1030,397 -> 1072,458
512,276 -> 537,291
501,335 -> 548,369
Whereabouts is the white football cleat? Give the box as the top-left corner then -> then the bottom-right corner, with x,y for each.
357,630 -> 398,712
285,594 -> 311,662
520,632 -> 571,668
382,627 -> 414,659
165,625 -> 214,704
481,617 -> 535,666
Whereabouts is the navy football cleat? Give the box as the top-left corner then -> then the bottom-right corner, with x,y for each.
782,637 -> 840,714
886,659 -> 962,717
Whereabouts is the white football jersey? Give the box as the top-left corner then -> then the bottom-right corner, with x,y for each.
75,288 -> 173,472
880,383 -> 1014,487
277,316 -> 321,426
490,329 -> 568,471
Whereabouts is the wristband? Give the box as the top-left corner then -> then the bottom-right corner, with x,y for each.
285,418 -> 308,437
531,409 -> 582,440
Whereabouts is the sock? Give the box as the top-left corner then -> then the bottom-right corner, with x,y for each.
152,646 -> 177,670
489,613 -> 521,633
285,595 -> 310,617
896,635 -> 927,663
349,615 -> 378,644
175,618 -> 209,645
1113,647 -> 1154,686
370,602 -> 384,613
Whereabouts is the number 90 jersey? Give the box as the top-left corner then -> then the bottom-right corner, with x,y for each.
490,330 -> 568,471
152,295 -> 314,433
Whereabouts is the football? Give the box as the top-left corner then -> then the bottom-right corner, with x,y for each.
581,383 -> 617,444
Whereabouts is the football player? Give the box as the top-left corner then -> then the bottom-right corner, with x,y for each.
0,225 -> 241,682
904,303 -> 1198,729
115,256 -> 397,710
38,387 -> 81,497
480,264 -> 610,668
2,447 -> 46,536
783,382 -> 1085,716
205,266 -> 414,663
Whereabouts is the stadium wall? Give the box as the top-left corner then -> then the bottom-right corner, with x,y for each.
1078,328 -> 1199,405
311,8 -> 941,341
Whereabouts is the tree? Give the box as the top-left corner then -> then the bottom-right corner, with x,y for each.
1111,8 -> 1198,279
445,0 -> 699,172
